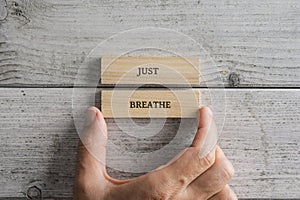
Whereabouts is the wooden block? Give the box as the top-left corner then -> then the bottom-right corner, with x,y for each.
101,89 -> 200,118
101,57 -> 200,85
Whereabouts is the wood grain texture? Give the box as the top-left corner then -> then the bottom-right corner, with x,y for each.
1,0 -> 299,199
0,88 -> 299,198
0,0 -> 299,87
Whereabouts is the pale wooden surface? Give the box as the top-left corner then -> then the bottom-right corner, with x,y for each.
0,0 -> 300,199
1,88 -> 299,198
0,0 -> 299,87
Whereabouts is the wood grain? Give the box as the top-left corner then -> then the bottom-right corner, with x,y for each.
0,0 -> 299,87
1,0 -> 299,199
0,88 -> 299,198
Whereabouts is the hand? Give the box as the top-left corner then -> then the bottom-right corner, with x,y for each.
74,106 -> 237,200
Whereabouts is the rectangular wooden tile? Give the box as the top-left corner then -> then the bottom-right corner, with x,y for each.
101,57 -> 200,85
101,89 -> 200,118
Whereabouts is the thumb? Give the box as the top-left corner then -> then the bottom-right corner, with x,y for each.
153,107 -> 218,188
76,106 -> 108,181
192,106 -> 218,157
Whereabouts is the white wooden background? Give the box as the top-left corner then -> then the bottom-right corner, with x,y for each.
0,0 -> 299,199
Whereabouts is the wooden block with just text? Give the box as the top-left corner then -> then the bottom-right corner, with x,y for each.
101,57 -> 200,85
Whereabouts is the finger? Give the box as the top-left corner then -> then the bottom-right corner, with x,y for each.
152,107 -> 218,188
192,106 -> 218,158
76,107 -> 108,182
208,185 -> 238,200
155,146 -> 216,189
157,107 -> 217,171
188,147 -> 235,199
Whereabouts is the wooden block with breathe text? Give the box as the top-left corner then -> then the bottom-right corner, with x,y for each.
101,57 -> 200,85
101,90 -> 199,118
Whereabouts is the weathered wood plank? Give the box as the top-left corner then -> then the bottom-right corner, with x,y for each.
0,88 -> 299,198
0,0 -> 299,87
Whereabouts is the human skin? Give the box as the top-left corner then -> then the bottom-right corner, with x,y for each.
74,106 -> 237,200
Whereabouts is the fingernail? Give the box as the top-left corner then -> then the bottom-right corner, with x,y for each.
207,106 -> 213,117
85,108 -> 96,127
198,119 -> 218,158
